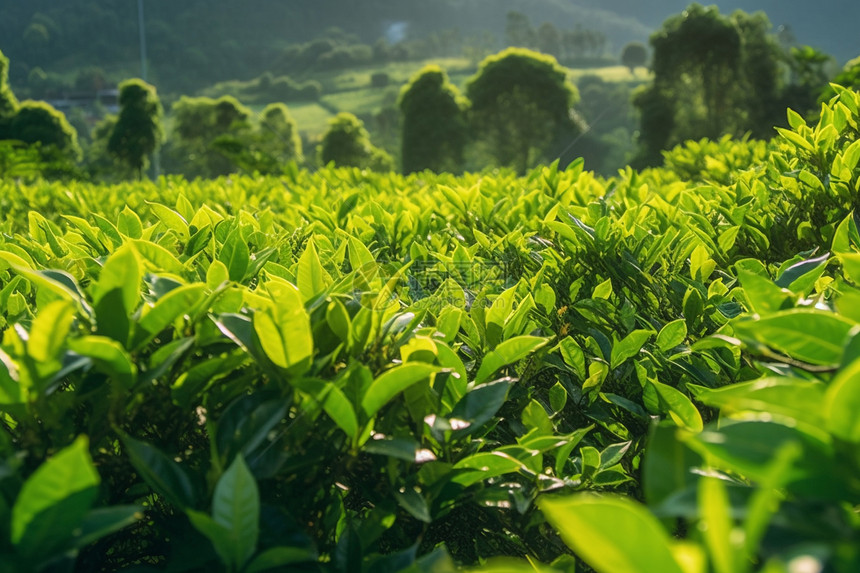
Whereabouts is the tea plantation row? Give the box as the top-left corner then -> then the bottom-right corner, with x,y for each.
2,86 -> 860,572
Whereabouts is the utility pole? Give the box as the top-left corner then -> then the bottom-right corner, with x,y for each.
137,0 -> 160,178
138,0 -> 147,82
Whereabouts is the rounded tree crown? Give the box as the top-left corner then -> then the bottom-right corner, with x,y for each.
651,4 -> 741,80
466,47 -> 579,116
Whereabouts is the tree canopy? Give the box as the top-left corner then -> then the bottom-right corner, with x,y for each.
633,4 -> 788,167
466,47 -> 579,174
398,65 -> 469,174
318,112 -> 392,172
0,49 -> 19,119
620,42 -> 648,73
7,101 -> 80,161
108,79 -> 163,179
167,95 -> 252,178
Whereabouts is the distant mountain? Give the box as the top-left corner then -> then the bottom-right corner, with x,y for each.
0,0 -> 855,93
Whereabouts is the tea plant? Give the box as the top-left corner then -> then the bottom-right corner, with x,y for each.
0,85 -> 859,572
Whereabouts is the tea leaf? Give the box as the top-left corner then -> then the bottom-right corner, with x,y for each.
539,495 -> 684,573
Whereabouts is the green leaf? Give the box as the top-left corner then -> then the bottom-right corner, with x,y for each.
683,287 -> 704,327
362,363 -> 440,418
215,395 -> 288,467
212,454 -> 259,570
737,270 -> 791,315
91,213 -> 123,248
0,348 -> 23,404
774,253 -> 829,295
700,477 -> 739,573
147,201 -> 190,240
717,226 -> 740,254
363,436 -> 423,462
244,547 -> 316,572
837,251 -> 860,284
824,356 -> 860,442
219,228 -> 250,282
297,239 -> 329,302
254,280 -> 313,373
593,278 -> 613,299
117,206 -> 143,238
447,378 -> 514,438
475,335 -> 548,384
130,239 -> 185,273
348,236 -> 376,271
294,379 -> 358,441
549,382 -> 568,413
121,434 -> 196,509
559,336 -> 586,379
643,423 -> 703,509
691,378 -> 826,428
187,510 -> 235,570
732,309 -> 855,366
0,258 -> 90,315
93,244 -> 141,314
134,284 -> 207,350
650,380 -> 703,432
27,299 -> 75,363
523,399 -> 554,435
326,299 -> 352,344
394,487 -> 431,523
656,320 -> 687,353
743,442 -> 801,557
11,436 -> 99,554
687,420 -> 834,491
68,506 -> 142,550
68,336 -> 137,390
580,446 -> 601,480
207,260 -> 230,289
610,329 -> 653,368
539,495 -> 684,573
452,451 -> 528,486
776,127 -> 814,153
787,108 -> 806,130
171,352 -> 248,409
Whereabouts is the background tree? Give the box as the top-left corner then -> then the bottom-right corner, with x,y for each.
212,102 -> 304,174
166,95 -> 252,178
398,65 -> 469,174
505,12 -> 536,49
466,48 -> 579,174
731,10 -> 783,138
536,23 -> 562,60
7,101 -> 80,162
650,4 -> 742,139
258,103 -> 303,165
108,79 -> 163,179
87,114 -> 133,181
825,56 -> 860,98
620,42 -> 648,73
0,49 -> 19,121
633,4 -> 787,166
318,112 -> 393,171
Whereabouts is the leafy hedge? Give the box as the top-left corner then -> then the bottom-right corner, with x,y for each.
1,85 -> 860,572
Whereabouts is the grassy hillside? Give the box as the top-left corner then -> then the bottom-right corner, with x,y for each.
202,57 -> 649,140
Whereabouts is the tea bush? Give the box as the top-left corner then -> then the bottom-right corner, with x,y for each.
1,86 -> 860,572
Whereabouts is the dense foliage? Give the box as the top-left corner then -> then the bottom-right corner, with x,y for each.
108,79 -> 163,180
318,112 -> 393,172
466,48 -> 580,174
398,66 -> 469,174
0,0 -> 653,95
2,84 -> 860,571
